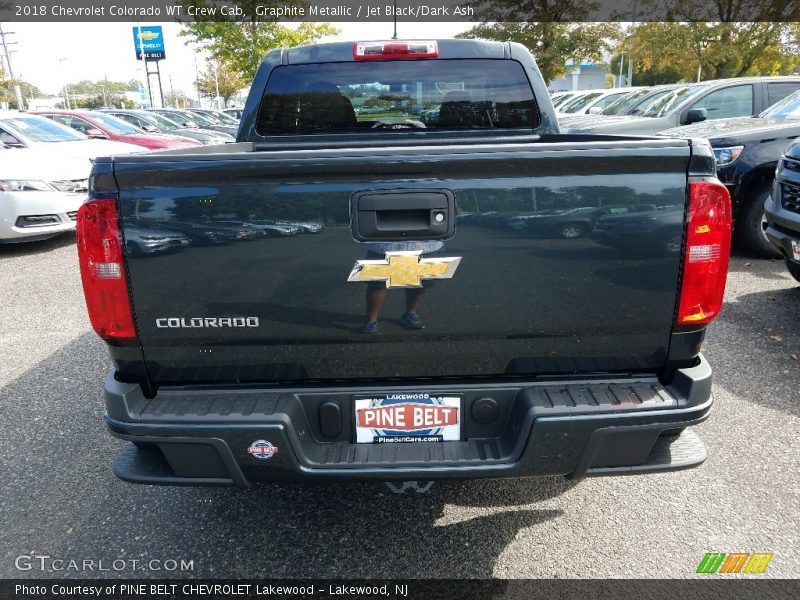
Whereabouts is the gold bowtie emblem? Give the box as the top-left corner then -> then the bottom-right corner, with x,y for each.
347,251 -> 461,288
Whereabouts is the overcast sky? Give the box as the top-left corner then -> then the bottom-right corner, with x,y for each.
7,21 -> 471,97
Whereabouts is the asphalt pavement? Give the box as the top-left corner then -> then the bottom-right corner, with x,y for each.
0,232 -> 798,579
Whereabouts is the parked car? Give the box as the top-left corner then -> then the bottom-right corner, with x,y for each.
550,91 -> 581,109
124,225 -> 191,256
223,108 -> 244,120
554,90 -> 597,115
0,145 -> 89,242
505,206 -> 612,238
659,88 -> 800,257
559,85 -> 677,129
186,108 -> 240,126
79,39 -> 729,488
592,205 -> 685,257
100,109 -> 234,145
34,110 -> 201,150
0,111 -> 143,160
766,139 -> 800,282
565,77 -> 800,135
148,109 -> 237,136
556,88 -> 641,117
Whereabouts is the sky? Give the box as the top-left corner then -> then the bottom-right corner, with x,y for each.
5,21 -> 471,98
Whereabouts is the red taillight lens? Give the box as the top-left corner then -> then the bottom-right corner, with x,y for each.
676,181 -> 732,325
353,40 -> 438,60
76,198 -> 136,341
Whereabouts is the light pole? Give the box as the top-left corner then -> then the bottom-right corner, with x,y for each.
193,51 -> 201,106
618,51 -> 625,87
626,0 -> 638,87
58,58 -> 71,109
213,61 -> 221,110
697,38 -> 711,83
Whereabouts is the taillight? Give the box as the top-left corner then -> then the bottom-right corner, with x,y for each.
353,40 -> 438,60
676,181 -> 732,325
76,198 -> 137,341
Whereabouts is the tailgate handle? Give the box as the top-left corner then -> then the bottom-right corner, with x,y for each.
351,189 -> 456,241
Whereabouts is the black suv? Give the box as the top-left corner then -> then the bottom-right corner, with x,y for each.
660,89 -> 800,258
766,139 -> 800,283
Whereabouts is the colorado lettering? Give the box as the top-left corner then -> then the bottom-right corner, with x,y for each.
155,317 -> 259,328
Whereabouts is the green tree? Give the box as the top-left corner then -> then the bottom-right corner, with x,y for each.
164,90 -> 191,108
458,21 -> 621,83
615,21 -> 800,85
180,2 -> 338,81
195,61 -> 247,106
0,67 -> 41,109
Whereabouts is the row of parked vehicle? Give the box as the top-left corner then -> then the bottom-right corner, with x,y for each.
553,76 -> 800,261
0,107 -> 241,242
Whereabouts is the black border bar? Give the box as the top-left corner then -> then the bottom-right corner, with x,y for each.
1,0 -> 799,22
2,579 -> 800,600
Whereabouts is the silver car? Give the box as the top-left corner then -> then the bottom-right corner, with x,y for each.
564,77 -> 800,135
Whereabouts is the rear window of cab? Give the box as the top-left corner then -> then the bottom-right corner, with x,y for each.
255,59 -> 541,135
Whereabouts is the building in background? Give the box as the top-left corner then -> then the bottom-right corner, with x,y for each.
548,61 -> 620,92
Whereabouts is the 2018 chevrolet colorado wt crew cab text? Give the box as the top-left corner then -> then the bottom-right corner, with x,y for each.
77,40 -> 732,488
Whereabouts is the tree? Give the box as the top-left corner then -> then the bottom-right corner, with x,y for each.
180,2 -> 338,81
164,90 -> 192,108
458,22 -> 621,82
455,1 -> 620,83
195,61 -> 247,106
56,79 -> 137,109
614,21 -> 800,85
0,67 -> 42,109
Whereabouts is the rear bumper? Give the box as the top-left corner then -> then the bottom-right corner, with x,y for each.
765,223 -> 800,262
105,358 -> 713,487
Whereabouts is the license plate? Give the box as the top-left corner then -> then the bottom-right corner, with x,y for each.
354,394 -> 461,443
792,240 -> 800,260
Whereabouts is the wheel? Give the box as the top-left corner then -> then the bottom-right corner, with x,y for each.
735,184 -> 781,258
558,223 -> 586,239
787,260 -> 800,284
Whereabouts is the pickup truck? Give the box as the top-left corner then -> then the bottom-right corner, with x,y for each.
77,39 -> 732,489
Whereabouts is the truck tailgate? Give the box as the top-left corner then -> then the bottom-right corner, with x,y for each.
113,139 -> 691,384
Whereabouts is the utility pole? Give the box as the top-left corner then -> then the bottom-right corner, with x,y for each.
626,0 -> 638,88
213,61 -> 220,110
0,23 -> 24,109
193,50 -> 201,106
58,58 -> 71,109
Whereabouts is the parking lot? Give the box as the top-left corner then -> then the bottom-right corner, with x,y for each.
0,233 -> 798,579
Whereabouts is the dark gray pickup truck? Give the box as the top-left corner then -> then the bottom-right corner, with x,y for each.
77,40 -> 732,489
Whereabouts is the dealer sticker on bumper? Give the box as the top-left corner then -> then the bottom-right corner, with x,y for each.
792,240 -> 800,260
354,394 -> 461,443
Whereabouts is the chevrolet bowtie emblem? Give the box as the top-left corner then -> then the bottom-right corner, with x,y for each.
347,251 -> 462,288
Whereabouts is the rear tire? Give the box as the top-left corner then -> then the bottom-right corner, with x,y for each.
735,184 -> 781,258
787,260 -> 800,284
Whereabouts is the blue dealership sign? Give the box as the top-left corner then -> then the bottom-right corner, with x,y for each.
133,26 -> 166,61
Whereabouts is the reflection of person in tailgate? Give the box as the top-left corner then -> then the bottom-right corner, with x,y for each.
361,240 -> 444,334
